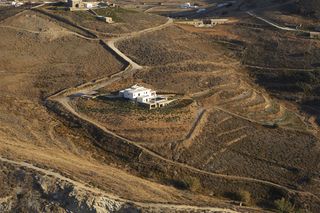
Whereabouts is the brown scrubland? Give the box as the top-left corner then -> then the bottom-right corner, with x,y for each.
1,0 -> 320,212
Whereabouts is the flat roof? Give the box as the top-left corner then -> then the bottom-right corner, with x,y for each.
120,85 -> 154,93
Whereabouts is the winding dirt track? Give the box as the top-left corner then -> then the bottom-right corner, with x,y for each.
246,11 -> 319,34
0,156 -> 239,212
1,7 -> 319,210
49,18 -> 172,98
0,25 -> 98,40
246,11 -> 298,31
56,95 -> 320,199
244,64 -> 318,72
45,17 -> 320,204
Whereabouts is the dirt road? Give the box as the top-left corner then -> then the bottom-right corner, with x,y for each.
48,18 -> 172,99
1,4 -> 319,212
0,156 -> 239,212
246,11 -> 318,34
58,95 -> 320,202
45,15 -> 320,204
247,11 -> 298,31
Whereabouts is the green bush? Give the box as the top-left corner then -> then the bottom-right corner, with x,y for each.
184,177 -> 201,192
168,177 -> 201,192
238,190 -> 252,205
274,198 -> 295,213
224,190 -> 252,205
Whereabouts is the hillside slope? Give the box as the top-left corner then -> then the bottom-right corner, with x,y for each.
298,0 -> 320,17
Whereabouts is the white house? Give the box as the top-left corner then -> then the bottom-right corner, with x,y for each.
119,85 -> 156,101
181,2 -> 198,9
119,85 -> 173,109
84,2 -> 93,8
84,1 -> 100,9
11,1 -> 24,7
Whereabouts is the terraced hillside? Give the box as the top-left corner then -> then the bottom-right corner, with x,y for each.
175,109 -> 320,188
1,9 -> 241,212
1,1 -> 320,212
71,97 -> 199,143
117,24 -> 310,131
81,19 -> 319,210
235,13 -> 320,127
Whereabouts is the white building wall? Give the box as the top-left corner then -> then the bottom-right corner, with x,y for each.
119,86 -> 157,102
125,89 -> 153,100
85,3 -> 93,8
137,96 -> 153,103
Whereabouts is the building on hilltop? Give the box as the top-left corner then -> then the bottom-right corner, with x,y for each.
119,85 -> 156,101
67,0 -> 115,24
119,85 -> 174,109
67,0 -> 85,10
97,16 -> 113,23
11,1 -> 24,7
68,0 -> 103,11
175,18 -> 230,28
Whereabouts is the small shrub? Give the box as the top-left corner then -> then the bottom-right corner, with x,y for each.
138,116 -> 147,121
274,198 -> 295,213
168,177 -> 201,192
224,190 -> 252,205
167,179 -> 189,190
184,177 -> 201,192
239,190 -> 252,205
263,123 -> 279,128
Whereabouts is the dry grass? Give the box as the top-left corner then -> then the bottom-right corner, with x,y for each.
70,97 -> 198,143
176,109 -> 320,189
1,3 -> 320,212
134,63 -> 232,94
118,25 -> 239,66
41,4 -> 168,34
0,13 -> 124,98
0,13 -> 215,207
90,18 -> 320,210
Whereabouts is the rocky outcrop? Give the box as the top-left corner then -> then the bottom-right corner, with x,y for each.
0,162 -> 139,213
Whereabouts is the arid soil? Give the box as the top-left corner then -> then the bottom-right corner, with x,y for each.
0,11 -> 124,98
40,4 -> 168,35
0,10 -> 239,212
71,97 -> 198,143
1,1 -> 320,212
0,161 -> 135,212
117,24 -> 309,129
234,14 -> 320,126
118,25 -> 239,66
1,159 -> 243,213
175,109 -> 320,189
80,15 -> 320,211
